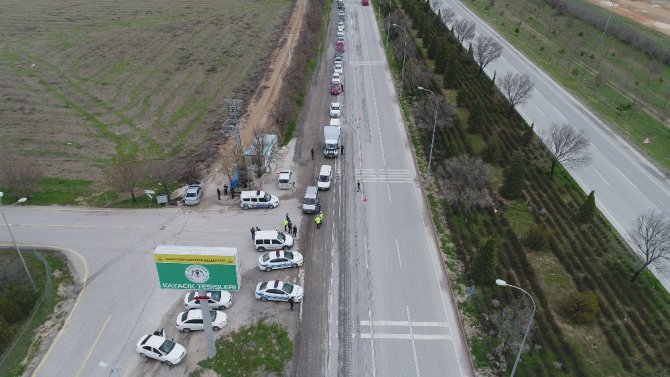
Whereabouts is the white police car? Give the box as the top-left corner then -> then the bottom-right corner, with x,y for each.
183,290 -> 232,310
258,250 -> 304,271
255,279 -> 304,302
136,329 -> 186,366
176,309 -> 227,332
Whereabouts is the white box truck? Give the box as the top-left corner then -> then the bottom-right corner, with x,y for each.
323,125 -> 341,158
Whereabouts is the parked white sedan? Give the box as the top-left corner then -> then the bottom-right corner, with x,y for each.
330,102 -> 341,117
136,329 -> 186,366
176,309 -> 227,332
183,290 -> 232,310
255,280 -> 304,302
258,250 -> 304,271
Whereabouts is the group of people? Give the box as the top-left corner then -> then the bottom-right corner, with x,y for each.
283,214 -> 298,237
216,184 -> 234,200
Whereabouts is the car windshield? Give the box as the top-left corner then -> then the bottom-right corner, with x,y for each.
277,232 -> 285,242
264,193 -> 272,201
159,338 -> 176,354
326,143 -> 337,149
210,291 -> 221,301
279,178 -> 289,183
319,175 -> 328,182
282,282 -> 294,294
186,191 -> 196,197
304,198 -> 315,205
284,251 -> 293,259
259,282 -> 268,290
180,312 -> 189,322
208,310 -> 217,321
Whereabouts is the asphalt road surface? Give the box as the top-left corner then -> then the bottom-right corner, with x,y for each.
440,0 -> 670,290
291,1 -> 473,376
0,199 -> 306,377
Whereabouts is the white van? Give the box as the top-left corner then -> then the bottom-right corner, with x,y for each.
302,186 -> 320,214
277,170 -> 293,190
317,165 -> 333,190
254,230 -> 294,251
240,190 -> 279,210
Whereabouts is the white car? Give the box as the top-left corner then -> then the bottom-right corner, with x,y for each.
337,25 -> 344,33
258,250 -> 304,271
330,102 -> 341,117
136,329 -> 186,366
332,72 -> 341,82
337,30 -> 344,38
333,63 -> 343,75
334,55 -> 343,64
317,165 -> 333,190
184,290 -> 232,310
277,170 -> 293,190
176,309 -> 227,332
255,279 -> 304,302
184,183 -> 202,206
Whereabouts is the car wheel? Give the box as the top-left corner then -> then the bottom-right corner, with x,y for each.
165,361 -> 173,366
260,296 -> 268,302
258,247 -> 266,252
292,263 -> 299,268
182,328 -> 190,333
140,353 -> 147,358
213,326 -> 221,331
243,204 -> 249,210
269,204 -> 276,209
282,245 -> 290,250
265,267 -> 273,272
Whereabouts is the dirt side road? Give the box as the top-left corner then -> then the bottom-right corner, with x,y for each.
589,0 -> 670,37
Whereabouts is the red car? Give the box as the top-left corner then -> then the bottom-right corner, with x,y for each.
362,0 -> 369,5
331,81 -> 342,95
336,41 -> 345,53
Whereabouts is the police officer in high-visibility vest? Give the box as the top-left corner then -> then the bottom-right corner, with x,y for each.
315,215 -> 322,229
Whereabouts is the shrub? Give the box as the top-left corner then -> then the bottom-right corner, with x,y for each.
575,190 -> 596,223
470,238 -> 497,285
525,224 -> 549,251
565,291 -> 599,324
0,317 -> 11,353
500,152 -> 526,199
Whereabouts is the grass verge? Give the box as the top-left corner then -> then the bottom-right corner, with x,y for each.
196,319 -> 293,377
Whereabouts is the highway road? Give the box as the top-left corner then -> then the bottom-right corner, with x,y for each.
440,0 -> 670,290
302,1 -> 474,376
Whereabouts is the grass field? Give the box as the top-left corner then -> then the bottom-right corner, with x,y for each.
0,0 -> 293,196
458,0 -> 670,172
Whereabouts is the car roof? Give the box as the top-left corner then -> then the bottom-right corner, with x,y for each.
278,170 -> 292,178
319,165 -> 332,174
141,334 -> 165,348
331,102 -> 340,107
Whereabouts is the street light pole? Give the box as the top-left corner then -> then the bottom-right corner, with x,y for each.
417,86 -> 439,169
0,195 -> 37,292
392,24 -> 407,98
496,279 -> 536,377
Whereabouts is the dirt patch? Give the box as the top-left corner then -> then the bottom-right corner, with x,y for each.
588,0 -> 670,37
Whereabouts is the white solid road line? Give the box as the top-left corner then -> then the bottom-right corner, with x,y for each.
406,306 -> 421,377
395,237 -> 402,268
593,168 -> 610,186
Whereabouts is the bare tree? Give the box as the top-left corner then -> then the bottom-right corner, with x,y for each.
473,35 -> 503,76
440,155 -> 493,213
245,129 -> 280,178
490,297 -> 534,354
149,158 -> 180,202
441,7 -> 456,26
498,72 -> 534,118
105,152 -> 145,202
541,123 -> 591,176
630,211 -> 670,282
0,157 -> 42,199
219,139 -> 245,187
453,19 -> 475,45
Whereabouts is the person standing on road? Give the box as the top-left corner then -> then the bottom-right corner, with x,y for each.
283,218 -> 289,232
315,216 -> 321,229
357,179 -> 361,192
224,184 -> 228,196
311,148 -> 315,160
340,144 -> 344,156
286,213 -> 290,222
230,187 -> 235,199
250,227 -> 256,239
287,220 -> 292,233
292,224 -> 298,238
217,187 -> 221,200
288,297 -> 295,311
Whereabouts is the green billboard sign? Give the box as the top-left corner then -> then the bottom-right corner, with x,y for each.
154,246 -> 240,291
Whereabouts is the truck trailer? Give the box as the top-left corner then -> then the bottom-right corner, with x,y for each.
323,125 -> 341,158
